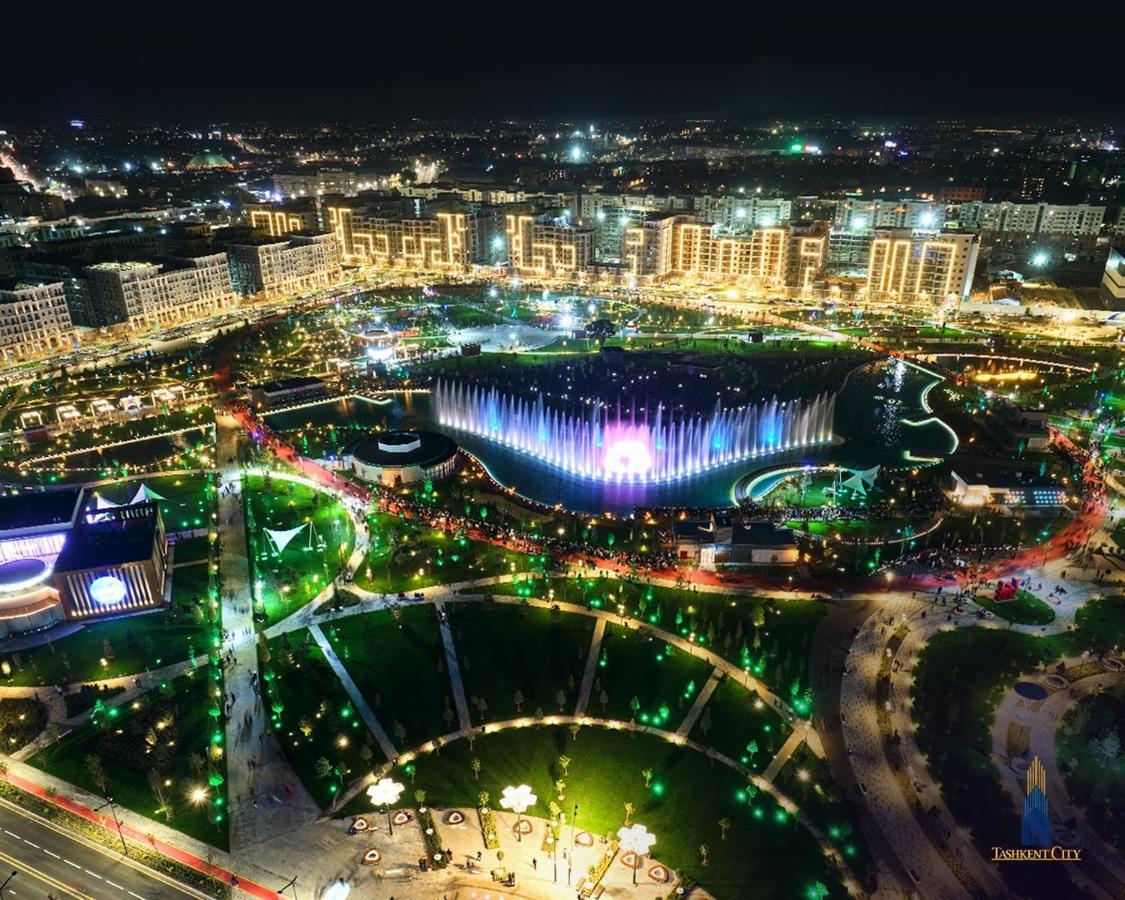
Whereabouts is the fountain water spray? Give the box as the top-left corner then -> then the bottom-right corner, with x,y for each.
433,379 -> 835,483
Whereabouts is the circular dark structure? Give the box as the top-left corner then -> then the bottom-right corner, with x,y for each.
346,430 -> 458,486
0,557 -> 50,593
1014,681 -> 1049,701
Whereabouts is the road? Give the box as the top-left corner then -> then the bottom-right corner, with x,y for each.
0,799 -> 207,900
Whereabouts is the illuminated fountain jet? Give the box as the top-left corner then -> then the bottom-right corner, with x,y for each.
433,380 -> 836,483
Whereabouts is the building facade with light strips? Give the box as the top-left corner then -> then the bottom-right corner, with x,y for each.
865,229 -> 979,303
326,204 -> 471,271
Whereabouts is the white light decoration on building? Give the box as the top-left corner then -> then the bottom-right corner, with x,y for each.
89,575 -> 127,606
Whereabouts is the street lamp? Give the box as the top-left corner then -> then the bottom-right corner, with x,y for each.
499,784 -> 537,842
366,777 -> 405,835
618,823 -> 656,886
0,871 -> 16,898
95,796 -> 128,855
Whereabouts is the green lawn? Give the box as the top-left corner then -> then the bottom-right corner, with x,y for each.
972,589 -> 1056,625
2,588 -> 212,687
496,576 -> 824,702
369,725 -> 849,898
598,623 -> 713,730
448,602 -> 593,722
261,628 -> 378,808
29,670 -> 229,849
243,474 -> 355,628
356,512 -> 527,593
323,606 -> 453,749
1056,684 -> 1125,851
774,742 -> 874,888
688,676 -> 789,767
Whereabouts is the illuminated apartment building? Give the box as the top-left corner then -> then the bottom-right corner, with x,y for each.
834,198 -> 944,232
85,252 -> 234,330
784,223 -> 829,296
245,199 -> 320,237
505,214 -> 594,279
0,279 -> 77,363
227,233 -> 340,300
694,196 -> 792,231
325,201 -> 470,271
865,229 -> 978,304
950,201 -> 1104,257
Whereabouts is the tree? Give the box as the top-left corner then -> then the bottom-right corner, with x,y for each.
599,689 -> 610,713
359,744 -> 374,766
479,791 -> 490,809
148,769 -> 172,821
629,696 -> 641,721
699,843 -> 710,867
746,740 -> 759,766
314,757 -> 333,779
587,319 -> 616,347
559,755 -> 571,777
470,757 -> 481,781
474,695 -> 489,723
1096,730 -> 1121,764
414,789 -> 426,807
623,801 -> 634,826
745,782 -> 758,806
513,689 -> 525,713
85,754 -> 108,794
392,721 -> 407,746
641,768 -> 653,788
809,883 -> 829,900
718,817 -> 731,840
555,689 -> 567,713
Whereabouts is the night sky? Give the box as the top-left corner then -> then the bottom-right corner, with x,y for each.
4,9 -> 1122,124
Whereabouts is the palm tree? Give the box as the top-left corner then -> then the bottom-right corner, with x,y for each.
558,755 -> 571,777
569,723 -> 581,742
470,757 -> 481,781
623,801 -> 634,826
641,768 -> 653,788
699,843 -> 710,867
718,817 -> 731,840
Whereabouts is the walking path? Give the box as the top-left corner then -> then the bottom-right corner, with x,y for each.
761,729 -> 806,783
435,599 -> 471,731
675,667 -> 721,737
309,624 -> 399,761
216,416 -> 319,853
574,617 -> 606,715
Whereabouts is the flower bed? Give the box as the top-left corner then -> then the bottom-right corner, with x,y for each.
478,805 -> 500,849
417,806 -> 448,868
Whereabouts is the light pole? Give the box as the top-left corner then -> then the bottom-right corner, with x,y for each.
278,875 -> 298,899
618,823 -> 656,887
366,777 -> 405,836
0,871 -> 16,898
499,784 -> 537,843
96,796 -> 127,855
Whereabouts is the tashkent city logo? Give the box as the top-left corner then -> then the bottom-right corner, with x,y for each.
992,757 -> 1081,862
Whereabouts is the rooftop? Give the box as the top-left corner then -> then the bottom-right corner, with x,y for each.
0,488 -> 84,537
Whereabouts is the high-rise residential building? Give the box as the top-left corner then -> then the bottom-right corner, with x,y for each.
272,169 -> 397,198
784,222 -> 830,296
1100,246 -> 1125,307
245,199 -> 320,237
694,196 -> 793,231
226,233 -> 340,300
0,279 -> 77,363
505,215 -> 595,279
950,201 -> 1104,256
324,201 -> 470,270
0,179 -> 66,221
865,229 -> 979,304
85,252 -> 234,329
834,198 -> 944,232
